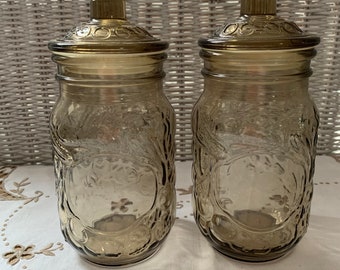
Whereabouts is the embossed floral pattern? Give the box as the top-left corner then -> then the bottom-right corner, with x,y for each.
111,198 -> 133,213
218,16 -> 302,38
65,21 -> 155,42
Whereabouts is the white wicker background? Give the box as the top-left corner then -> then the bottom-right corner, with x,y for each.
0,0 -> 339,165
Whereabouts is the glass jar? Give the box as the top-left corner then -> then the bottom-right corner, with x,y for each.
192,0 -> 320,262
48,0 -> 176,266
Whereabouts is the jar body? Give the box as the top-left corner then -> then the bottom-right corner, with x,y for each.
50,53 -> 176,266
192,49 -> 319,262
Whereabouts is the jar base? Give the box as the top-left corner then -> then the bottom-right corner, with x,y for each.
62,224 -> 167,267
211,244 -> 291,263
79,244 -> 162,267
205,230 -> 299,263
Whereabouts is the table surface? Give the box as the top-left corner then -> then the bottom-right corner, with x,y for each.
1,156 -> 339,270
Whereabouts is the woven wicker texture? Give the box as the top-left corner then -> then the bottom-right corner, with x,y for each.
0,0 -> 339,165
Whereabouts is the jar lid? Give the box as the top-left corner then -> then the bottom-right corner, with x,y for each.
199,0 -> 320,50
48,0 -> 168,54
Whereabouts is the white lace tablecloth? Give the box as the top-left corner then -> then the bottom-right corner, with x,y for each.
1,156 -> 340,270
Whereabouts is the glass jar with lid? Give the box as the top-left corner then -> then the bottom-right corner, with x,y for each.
192,0 -> 320,262
48,0 -> 176,266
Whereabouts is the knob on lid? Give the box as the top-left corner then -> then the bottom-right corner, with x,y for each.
199,0 -> 320,50
90,0 -> 126,20
241,0 -> 276,15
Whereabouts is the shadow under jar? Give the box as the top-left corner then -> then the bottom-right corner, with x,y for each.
192,0 -> 320,262
48,0 -> 176,266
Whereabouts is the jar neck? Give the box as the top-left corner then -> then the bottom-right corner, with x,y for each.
59,79 -> 163,104
200,48 -> 316,80
53,53 -> 167,82
203,76 -> 310,99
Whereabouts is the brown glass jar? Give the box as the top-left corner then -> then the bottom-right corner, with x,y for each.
192,0 -> 320,262
48,0 -> 176,266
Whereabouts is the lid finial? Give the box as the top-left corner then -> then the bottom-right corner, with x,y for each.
241,0 -> 277,15
90,0 -> 126,20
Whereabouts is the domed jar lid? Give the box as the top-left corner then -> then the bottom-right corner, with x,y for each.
48,0 -> 168,54
199,0 -> 320,50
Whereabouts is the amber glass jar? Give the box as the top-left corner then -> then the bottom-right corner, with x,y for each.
48,0 -> 176,266
192,0 -> 320,262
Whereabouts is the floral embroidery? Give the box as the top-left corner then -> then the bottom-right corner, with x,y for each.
23,191 -> 44,205
0,167 -> 20,201
0,167 -> 43,203
3,245 -> 35,265
34,243 -> 64,257
1,166 -> 64,268
9,178 -> 30,197
2,243 -> 64,266
111,198 -> 133,213
176,201 -> 184,209
177,185 -> 193,195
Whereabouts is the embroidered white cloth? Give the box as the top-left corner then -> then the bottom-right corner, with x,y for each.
1,156 -> 339,270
